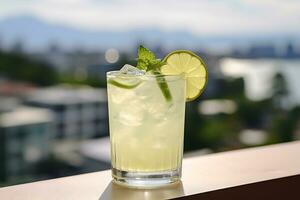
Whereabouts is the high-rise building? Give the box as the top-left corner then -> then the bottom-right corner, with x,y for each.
0,106 -> 54,182
25,86 -> 108,139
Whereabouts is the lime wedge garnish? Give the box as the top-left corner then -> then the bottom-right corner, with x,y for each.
108,77 -> 142,89
161,50 -> 208,101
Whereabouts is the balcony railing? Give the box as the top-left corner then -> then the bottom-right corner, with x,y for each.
0,141 -> 299,199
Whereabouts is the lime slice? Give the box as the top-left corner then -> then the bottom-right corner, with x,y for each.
108,77 -> 142,89
161,50 -> 208,101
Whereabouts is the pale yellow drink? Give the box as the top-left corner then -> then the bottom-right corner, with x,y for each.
107,72 -> 186,187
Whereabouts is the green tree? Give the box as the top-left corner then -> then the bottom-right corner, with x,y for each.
0,51 -> 59,86
272,73 -> 288,108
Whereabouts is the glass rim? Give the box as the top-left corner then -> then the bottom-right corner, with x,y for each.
106,70 -> 185,79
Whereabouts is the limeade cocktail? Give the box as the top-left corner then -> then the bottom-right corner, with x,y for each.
107,46 -> 207,188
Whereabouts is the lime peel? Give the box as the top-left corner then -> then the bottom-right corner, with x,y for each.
108,79 -> 141,89
161,50 -> 208,102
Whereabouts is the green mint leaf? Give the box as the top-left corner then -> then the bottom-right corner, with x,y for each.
138,45 -> 155,61
136,59 -> 148,70
136,45 -> 156,71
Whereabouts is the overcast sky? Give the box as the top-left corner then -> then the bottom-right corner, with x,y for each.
1,0 -> 300,35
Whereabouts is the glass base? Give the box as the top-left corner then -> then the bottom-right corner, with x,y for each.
112,168 -> 181,188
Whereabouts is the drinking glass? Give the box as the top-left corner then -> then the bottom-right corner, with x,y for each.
107,71 -> 186,188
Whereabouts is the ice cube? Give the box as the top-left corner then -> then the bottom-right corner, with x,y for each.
120,64 -> 145,75
110,87 -> 136,104
118,106 -> 144,126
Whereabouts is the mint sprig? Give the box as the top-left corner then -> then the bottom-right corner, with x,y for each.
136,45 -> 172,102
136,45 -> 155,70
137,46 -> 164,71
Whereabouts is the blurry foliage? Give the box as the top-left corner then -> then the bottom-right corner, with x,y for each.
185,101 -> 241,151
0,50 -> 147,88
272,72 -> 289,108
184,73 -> 299,152
59,54 -> 134,87
269,107 -> 300,143
59,74 -> 106,87
198,115 -> 238,149
0,51 -> 59,86
235,98 -> 272,129
184,77 -> 245,151
272,73 -> 288,98
267,73 -> 299,143
215,77 -> 245,99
